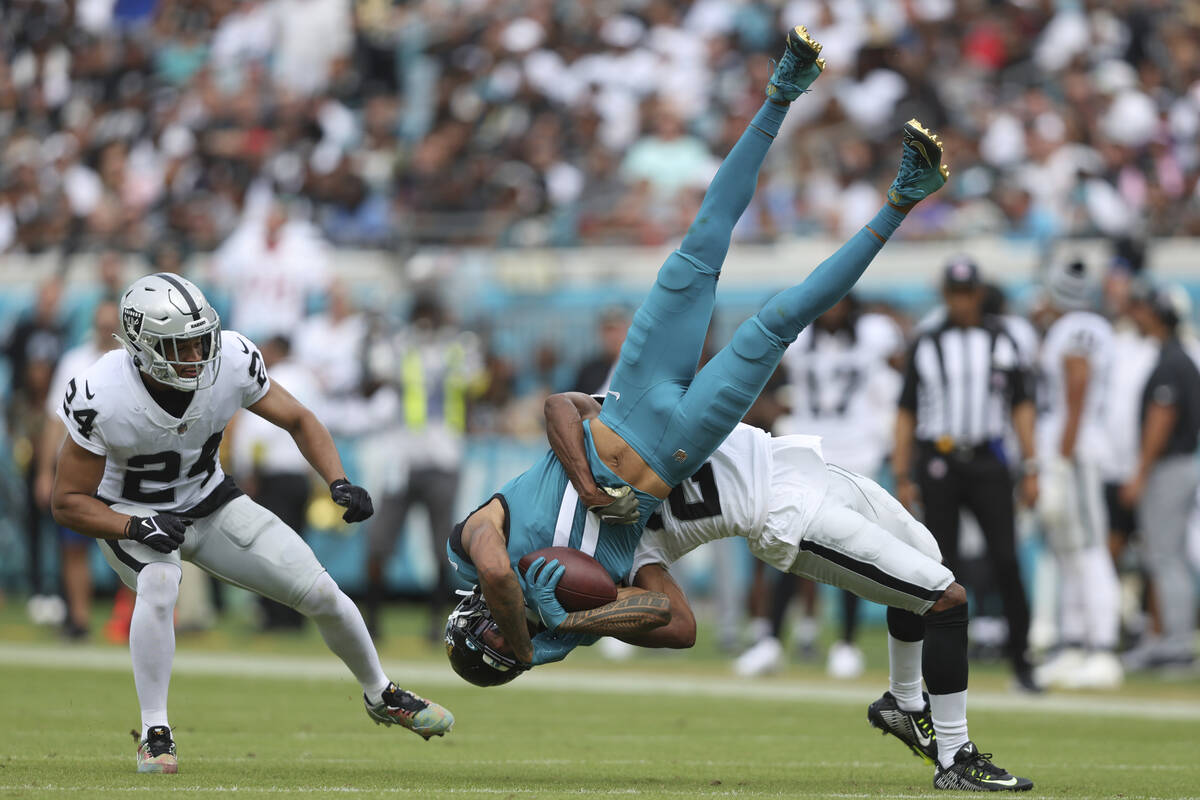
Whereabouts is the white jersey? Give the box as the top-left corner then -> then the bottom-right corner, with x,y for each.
45,341 -> 108,417
631,424 -> 828,581
1037,311 -> 1113,465
57,330 -> 272,514
777,313 -> 902,474
1102,325 -> 1158,481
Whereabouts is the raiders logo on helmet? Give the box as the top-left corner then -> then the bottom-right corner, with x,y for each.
123,306 -> 144,340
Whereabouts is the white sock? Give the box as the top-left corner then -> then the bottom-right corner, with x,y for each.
887,635 -> 925,711
295,573 -> 390,704
1057,550 -> 1088,647
131,564 -> 180,740
1082,545 -> 1120,651
930,690 -> 969,768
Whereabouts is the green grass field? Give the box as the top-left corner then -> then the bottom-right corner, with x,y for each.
2,601 -> 1198,799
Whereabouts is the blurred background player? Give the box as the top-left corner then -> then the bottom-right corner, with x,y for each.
363,292 -> 485,641
4,278 -> 68,626
34,297 -> 121,639
1120,285 -> 1200,671
738,293 -> 904,678
572,307 -> 632,395
1033,260 -> 1122,689
893,258 -> 1040,691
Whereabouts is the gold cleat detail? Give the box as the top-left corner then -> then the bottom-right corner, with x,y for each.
903,117 -> 951,179
793,25 -> 822,55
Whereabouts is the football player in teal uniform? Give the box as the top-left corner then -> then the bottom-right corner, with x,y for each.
446,25 -> 947,679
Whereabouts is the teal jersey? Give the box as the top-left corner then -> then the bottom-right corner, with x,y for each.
447,420 -> 661,585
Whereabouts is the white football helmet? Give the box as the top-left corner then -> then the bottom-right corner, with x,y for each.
116,273 -> 222,391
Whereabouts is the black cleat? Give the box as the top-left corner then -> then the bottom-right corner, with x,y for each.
867,691 -> 936,764
933,742 -> 1033,791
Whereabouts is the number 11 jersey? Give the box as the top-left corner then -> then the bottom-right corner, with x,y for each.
57,330 -> 271,514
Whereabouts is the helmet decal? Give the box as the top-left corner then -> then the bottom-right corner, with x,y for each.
122,306 -> 144,340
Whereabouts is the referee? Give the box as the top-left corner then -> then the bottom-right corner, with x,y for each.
892,258 -> 1040,690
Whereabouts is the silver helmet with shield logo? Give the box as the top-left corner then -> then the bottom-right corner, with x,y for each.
116,273 -> 222,391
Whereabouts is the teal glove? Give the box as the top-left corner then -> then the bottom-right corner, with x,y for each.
531,630 -> 599,665
523,556 -> 568,631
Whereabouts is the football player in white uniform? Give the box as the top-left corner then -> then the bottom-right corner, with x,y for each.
1033,261 -> 1122,688
50,274 -> 453,774
743,293 -> 903,678
536,392 -> 1033,792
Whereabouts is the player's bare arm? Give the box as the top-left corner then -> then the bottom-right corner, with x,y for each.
620,563 -> 697,648
544,392 -> 607,506
248,380 -> 348,485
1121,401 -> 1177,507
1011,399 -> 1038,507
553,586 -> 670,636
50,436 -> 131,539
463,499 -> 534,664
545,392 -> 640,524
1059,354 -> 1090,458
892,407 -> 919,510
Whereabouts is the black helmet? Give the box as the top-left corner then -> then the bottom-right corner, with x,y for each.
444,590 -> 530,687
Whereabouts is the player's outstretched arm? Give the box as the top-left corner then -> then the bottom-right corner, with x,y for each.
51,437 -> 134,539
463,505 -> 534,665
544,392 -> 639,525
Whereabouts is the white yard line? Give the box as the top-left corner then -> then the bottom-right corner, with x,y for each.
2,642 -> 1199,721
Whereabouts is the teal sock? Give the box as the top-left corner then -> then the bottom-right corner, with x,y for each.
679,99 -> 789,270
755,204 -> 908,341
750,99 -> 788,139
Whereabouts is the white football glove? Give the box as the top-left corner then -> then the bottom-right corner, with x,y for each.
588,485 -> 640,526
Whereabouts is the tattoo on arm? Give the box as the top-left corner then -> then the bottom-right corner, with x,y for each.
559,592 -> 670,635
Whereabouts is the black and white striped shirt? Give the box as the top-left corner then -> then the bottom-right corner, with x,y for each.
899,316 -> 1033,446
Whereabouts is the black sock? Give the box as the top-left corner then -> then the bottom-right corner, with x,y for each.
922,602 -> 969,695
887,605 -> 926,642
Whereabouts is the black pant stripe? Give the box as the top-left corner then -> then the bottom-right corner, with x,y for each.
105,538 -> 146,574
797,539 -> 943,602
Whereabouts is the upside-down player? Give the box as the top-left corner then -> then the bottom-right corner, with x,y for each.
438,26 -> 1025,791
50,274 -> 453,773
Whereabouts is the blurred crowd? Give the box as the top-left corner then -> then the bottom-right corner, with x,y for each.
4,0 -> 1200,254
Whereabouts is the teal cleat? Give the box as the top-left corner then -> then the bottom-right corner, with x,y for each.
887,119 -> 951,208
766,25 -> 826,103
365,682 -> 454,740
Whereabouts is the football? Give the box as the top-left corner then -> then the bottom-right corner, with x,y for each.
517,547 -> 618,611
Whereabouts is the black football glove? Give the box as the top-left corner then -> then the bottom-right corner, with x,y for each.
330,478 -> 374,523
125,514 -> 191,553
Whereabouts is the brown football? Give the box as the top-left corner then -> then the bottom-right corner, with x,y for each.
517,546 -> 618,611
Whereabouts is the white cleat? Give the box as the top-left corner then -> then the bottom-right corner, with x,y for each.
734,636 -> 783,677
827,641 -> 865,679
1034,647 -> 1086,689
1065,651 -> 1124,689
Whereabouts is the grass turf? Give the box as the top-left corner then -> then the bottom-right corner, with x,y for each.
1,603 -> 1199,799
